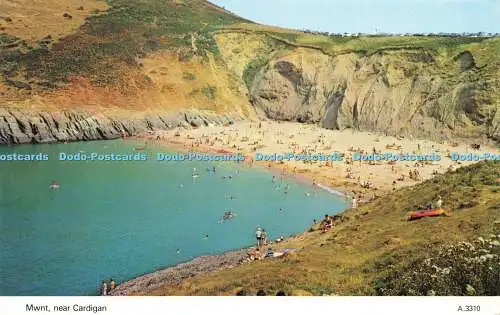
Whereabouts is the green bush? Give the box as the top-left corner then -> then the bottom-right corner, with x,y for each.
242,58 -> 268,90
182,72 -> 196,80
202,85 -> 217,99
375,236 -> 500,296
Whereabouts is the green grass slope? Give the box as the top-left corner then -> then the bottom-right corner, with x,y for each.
146,161 -> 499,296
0,0 -> 249,90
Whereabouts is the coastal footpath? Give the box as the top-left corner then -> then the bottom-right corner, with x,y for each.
0,109 -> 242,145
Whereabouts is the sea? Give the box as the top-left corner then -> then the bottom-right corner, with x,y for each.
0,140 -> 347,295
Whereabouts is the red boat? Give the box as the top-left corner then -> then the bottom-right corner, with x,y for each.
407,208 -> 449,221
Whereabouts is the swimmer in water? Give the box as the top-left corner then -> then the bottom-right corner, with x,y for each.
222,211 -> 236,221
272,176 -> 276,183
202,234 -> 209,240
179,184 -> 184,188
176,248 -> 181,255
305,192 -> 312,197
49,181 -> 60,190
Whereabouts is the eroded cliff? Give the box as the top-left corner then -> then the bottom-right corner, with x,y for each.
215,32 -> 500,143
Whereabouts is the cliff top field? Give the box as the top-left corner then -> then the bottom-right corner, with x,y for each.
0,0 -> 499,144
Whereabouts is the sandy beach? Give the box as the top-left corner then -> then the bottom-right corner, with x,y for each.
137,121 -> 499,203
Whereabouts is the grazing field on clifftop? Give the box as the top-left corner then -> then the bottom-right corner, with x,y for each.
144,161 -> 499,296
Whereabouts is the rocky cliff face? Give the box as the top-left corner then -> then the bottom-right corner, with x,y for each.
1,30 -> 499,146
237,42 -> 500,143
0,109 -> 240,145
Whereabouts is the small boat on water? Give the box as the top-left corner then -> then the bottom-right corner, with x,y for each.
407,208 -> 449,221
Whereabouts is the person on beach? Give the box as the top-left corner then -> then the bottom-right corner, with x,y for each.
261,229 -> 269,245
100,281 -> 107,296
255,228 -> 263,248
351,196 -> 357,209
436,196 -> 442,209
108,279 -> 116,294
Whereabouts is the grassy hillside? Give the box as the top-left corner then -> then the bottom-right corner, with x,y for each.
0,0 -> 247,90
144,161 -> 499,296
0,0 -> 259,116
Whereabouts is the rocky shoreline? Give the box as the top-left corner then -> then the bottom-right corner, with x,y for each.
110,248 -> 249,296
0,109 -> 243,145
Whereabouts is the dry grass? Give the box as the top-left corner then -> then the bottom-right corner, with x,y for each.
0,0 -> 109,42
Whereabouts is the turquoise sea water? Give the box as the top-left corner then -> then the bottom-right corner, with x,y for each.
0,140 -> 346,296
